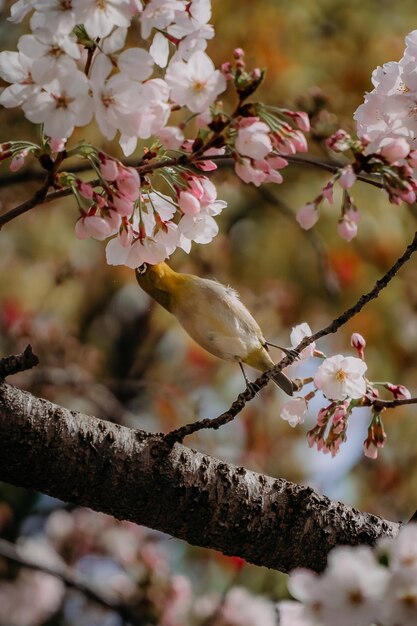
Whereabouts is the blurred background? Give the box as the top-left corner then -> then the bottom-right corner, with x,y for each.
1,0 -> 417,624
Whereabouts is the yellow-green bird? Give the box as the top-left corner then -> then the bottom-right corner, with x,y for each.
135,262 -> 297,395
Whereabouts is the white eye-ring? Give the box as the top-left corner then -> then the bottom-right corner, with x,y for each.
137,263 -> 148,274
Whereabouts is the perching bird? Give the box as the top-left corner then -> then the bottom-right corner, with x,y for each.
135,262 -> 298,396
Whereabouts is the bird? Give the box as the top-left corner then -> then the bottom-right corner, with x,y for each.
135,262 -> 298,396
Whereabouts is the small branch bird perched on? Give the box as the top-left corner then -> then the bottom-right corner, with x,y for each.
135,262 -> 298,396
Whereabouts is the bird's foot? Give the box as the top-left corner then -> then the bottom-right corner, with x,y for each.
266,342 -> 300,361
246,381 -> 260,397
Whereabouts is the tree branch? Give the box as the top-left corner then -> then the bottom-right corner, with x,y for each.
0,344 -> 39,378
166,230 -> 417,443
0,381 -> 400,574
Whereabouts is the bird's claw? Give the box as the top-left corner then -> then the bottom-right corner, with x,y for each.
246,381 -> 260,397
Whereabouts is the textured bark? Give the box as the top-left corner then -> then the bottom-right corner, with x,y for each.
0,381 -> 400,573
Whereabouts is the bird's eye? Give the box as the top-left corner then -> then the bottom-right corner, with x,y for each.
137,263 -> 148,274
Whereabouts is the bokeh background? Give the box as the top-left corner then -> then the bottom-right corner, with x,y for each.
1,0 -> 417,624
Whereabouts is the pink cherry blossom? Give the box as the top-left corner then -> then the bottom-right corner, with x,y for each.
75,214 -> 119,241
235,118 -> 272,160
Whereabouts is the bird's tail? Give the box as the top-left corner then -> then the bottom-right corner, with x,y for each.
271,371 -> 298,396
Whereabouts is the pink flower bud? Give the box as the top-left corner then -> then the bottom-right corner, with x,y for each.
75,215 -> 113,240
337,217 -> 358,241
322,180 -> 334,204
99,155 -> 119,182
351,332 -> 366,358
10,150 -> 28,172
380,138 -> 410,163
77,180 -> 94,199
385,383 -> 411,400
179,191 -> 201,215
363,440 -> 378,459
50,137 -> 66,153
407,150 -> 417,168
221,62 -> 233,79
325,129 -> 352,152
233,48 -> 245,59
296,203 -> 319,230
116,167 -> 140,200
339,165 -> 356,189
195,160 -> 217,171
112,193 -> 134,217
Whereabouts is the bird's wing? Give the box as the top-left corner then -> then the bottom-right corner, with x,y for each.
172,277 -> 264,361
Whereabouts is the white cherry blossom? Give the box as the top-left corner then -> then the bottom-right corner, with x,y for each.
280,397 -> 308,427
165,50 -> 226,113
30,0 -> 80,35
21,68 -> 93,138
0,51 -> 39,107
313,354 -> 367,400
140,0 -> 186,40
72,0 -> 133,39
18,29 -> 80,85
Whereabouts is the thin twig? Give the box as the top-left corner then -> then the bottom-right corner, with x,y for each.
371,397 -> 417,411
0,345 -> 39,379
0,538 -> 143,625
286,154 -> 385,189
165,230 -> 417,444
0,152 -> 64,229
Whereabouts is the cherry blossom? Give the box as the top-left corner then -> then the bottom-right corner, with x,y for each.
140,0 -> 186,40
0,51 -> 39,108
165,50 -> 226,113
313,355 -> 367,400
290,322 -> 316,359
280,397 -> 308,427
75,213 -> 120,241
72,0 -> 133,39
21,67 -> 93,138
350,332 -> 366,359
235,118 -> 272,160
30,0 -> 81,35
296,203 -> 319,230
17,28 -> 80,85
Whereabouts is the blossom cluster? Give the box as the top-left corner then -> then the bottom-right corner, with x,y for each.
294,29 -> 417,242
296,128 -> 417,241
0,0 -> 310,267
279,325 -> 411,459
282,523 -> 417,626
0,505 -> 277,626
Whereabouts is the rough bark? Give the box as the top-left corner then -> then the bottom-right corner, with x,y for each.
0,381 -> 400,573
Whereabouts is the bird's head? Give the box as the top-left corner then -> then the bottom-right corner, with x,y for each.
135,262 -> 177,312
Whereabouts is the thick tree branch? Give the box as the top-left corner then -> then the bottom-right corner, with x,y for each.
0,381 -> 399,574
0,344 -> 39,378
